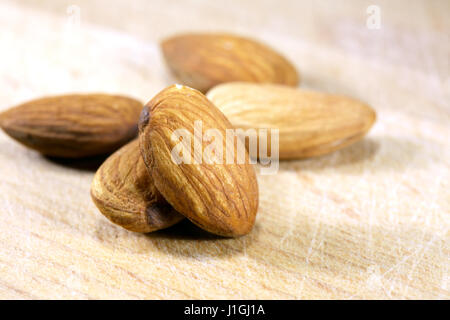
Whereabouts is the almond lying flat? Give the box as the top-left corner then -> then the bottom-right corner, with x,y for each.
91,139 -> 183,233
207,82 -> 376,159
0,94 -> 143,158
161,33 -> 299,92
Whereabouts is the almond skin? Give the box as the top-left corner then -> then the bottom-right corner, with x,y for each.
207,82 -> 376,159
0,94 -> 143,158
91,139 -> 183,233
139,85 -> 259,237
161,33 -> 299,92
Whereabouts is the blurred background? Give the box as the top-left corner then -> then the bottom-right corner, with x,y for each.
0,0 -> 448,299
1,0 -> 448,108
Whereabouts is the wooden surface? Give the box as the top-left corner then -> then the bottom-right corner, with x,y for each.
0,0 -> 448,299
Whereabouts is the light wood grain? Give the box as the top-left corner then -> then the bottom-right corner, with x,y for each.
0,0 -> 448,299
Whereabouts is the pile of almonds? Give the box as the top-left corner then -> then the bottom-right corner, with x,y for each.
0,33 -> 376,237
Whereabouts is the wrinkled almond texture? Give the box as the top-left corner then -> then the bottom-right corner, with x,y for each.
139,85 -> 259,237
91,139 -> 183,233
0,94 -> 143,158
207,82 -> 377,159
161,33 -> 299,92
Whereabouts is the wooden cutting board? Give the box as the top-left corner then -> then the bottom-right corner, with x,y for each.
0,0 -> 448,299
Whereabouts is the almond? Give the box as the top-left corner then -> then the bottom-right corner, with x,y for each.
206,82 -> 376,159
91,139 -> 183,233
139,85 -> 259,237
0,94 -> 143,158
161,33 -> 299,92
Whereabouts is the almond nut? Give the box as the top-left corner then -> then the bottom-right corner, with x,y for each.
0,94 -> 143,158
91,139 -> 183,232
139,85 -> 259,237
161,33 -> 299,92
207,82 -> 376,159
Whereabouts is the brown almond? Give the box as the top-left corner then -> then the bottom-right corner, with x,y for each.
139,85 -> 259,237
0,94 -> 143,158
161,33 -> 299,92
91,139 -> 183,233
207,82 -> 376,159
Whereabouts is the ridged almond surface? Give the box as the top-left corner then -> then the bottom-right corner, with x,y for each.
207,82 -> 377,159
139,85 -> 259,237
161,33 -> 299,92
0,94 -> 143,158
91,139 -> 183,233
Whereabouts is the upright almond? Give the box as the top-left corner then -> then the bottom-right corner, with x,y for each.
161,33 -> 299,92
91,139 -> 183,233
0,94 -> 143,158
139,85 -> 259,237
207,82 -> 376,159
